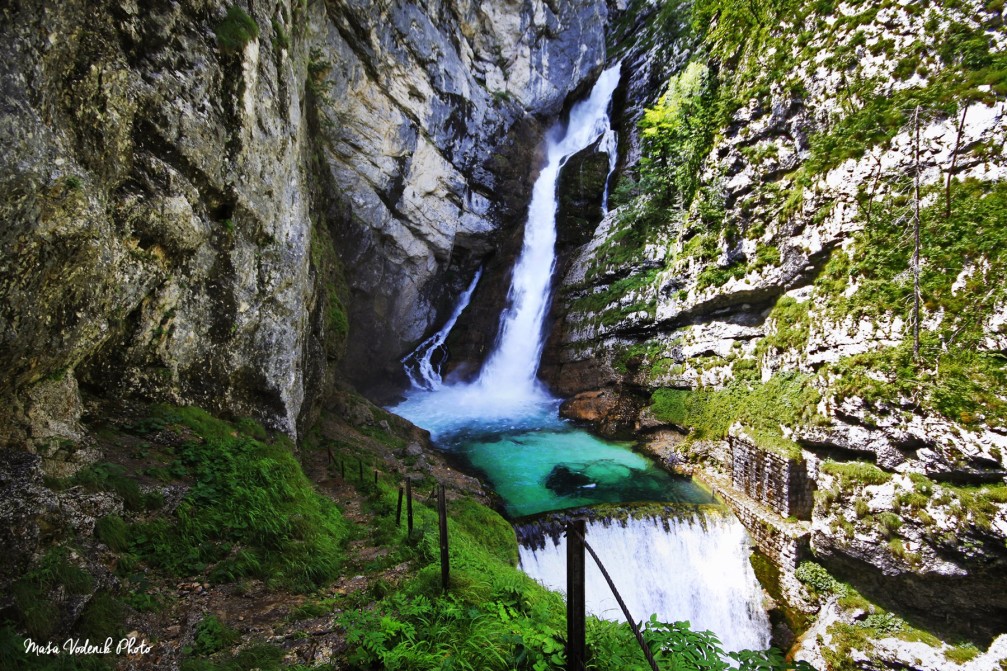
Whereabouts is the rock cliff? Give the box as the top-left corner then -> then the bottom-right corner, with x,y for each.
0,0 -> 608,450
544,0 -> 1007,662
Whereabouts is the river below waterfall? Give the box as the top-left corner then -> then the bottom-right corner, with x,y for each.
390,62 -> 773,654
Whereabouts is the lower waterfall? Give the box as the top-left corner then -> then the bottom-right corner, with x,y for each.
518,514 -> 772,653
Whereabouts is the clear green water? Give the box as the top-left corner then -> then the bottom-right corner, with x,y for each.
441,425 -> 714,518
393,392 -> 715,518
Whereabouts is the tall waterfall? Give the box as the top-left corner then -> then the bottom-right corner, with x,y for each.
475,63 -> 622,399
393,63 -> 622,435
518,515 -> 772,653
402,269 -> 482,390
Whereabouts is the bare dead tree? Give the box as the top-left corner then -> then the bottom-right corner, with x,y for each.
945,105 -> 968,222
912,105 -> 922,362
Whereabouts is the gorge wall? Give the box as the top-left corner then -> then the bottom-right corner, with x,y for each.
0,0 -> 608,451
544,0 -> 1007,664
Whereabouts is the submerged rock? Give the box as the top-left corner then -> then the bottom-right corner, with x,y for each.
544,463 -> 594,496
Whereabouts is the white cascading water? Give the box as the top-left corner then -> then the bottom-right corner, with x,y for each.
599,126 -> 619,213
475,63 -> 622,400
393,63 -> 622,433
519,515 -> 772,653
402,268 -> 483,390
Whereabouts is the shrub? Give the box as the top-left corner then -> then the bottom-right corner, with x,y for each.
215,5 -> 259,54
796,561 -> 845,597
186,615 -> 239,656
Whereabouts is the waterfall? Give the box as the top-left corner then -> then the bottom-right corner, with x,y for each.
475,63 -> 622,400
393,63 -> 622,435
402,269 -> 482,390
518,515 -> 772,654
392,65 -> 773,654
599,127 -> 618,213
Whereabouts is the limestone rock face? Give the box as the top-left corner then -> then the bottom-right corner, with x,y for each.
0,0 -> 607,443
307,0 -> 608,393
543,0 -> 1007,662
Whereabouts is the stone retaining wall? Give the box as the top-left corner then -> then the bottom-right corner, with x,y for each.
730,436 -> 815,520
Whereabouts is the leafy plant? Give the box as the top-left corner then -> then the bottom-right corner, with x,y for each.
215,5 -> 259,54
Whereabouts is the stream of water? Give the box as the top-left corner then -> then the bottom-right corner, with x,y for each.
390,63 -> 772,652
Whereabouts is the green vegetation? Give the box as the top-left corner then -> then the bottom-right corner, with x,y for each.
815,180 -> 1007,428
945,643 -> 981,664
131,406 -> 349,591
757,297 -> 811,356
650,370 -> 820,458
271,17 -> 289,50
215,5 -> 260,54
182,644 -> 286,671
186,615 -> 240,656
567,269 -> 659,327
640,61 -> 717,209
820,461 -> 892,487
10,547 -> 94,639
795,561 -> 846,598
338,458 -> 804,671
71,462 -> 148,511
95,514 -> 130,552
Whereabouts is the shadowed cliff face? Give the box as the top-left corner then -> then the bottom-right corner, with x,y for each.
0,0 -> 607,445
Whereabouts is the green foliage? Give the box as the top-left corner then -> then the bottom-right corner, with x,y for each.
821,461 -> 892,486
696,261 -> 746,291
817,180 -> 1007,428
11,547 -> 94,639
340,486 -> 567,670
76,592 -> 126,641
270,18 -> 289,50
757,297 -> 811,356
181,644 -> 285,671
795,561 -> 845,598
586,617 -> 814,671
327,292 -> 349,343
650,371 -> 820,458
945,643 -> 981,664
639,61 -> 717,209
131,406 -> 350,591
877,512 -> 903,536
448,498 -> 519,566
215,5 -> 259,54
568,269 -> 659,326
72,462 -> 145,511
95,514 -> 130,552
186,615 -> 240,656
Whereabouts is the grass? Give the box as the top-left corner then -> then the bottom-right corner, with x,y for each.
10,546 -> 98,638
130,405 -> 350,591
650,370 -> 820,458
757,297 -> 811,356
821,461 -> 892,486
95,514 -> 130,552
945,643 -> 981,664
71,462 -> 148,511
